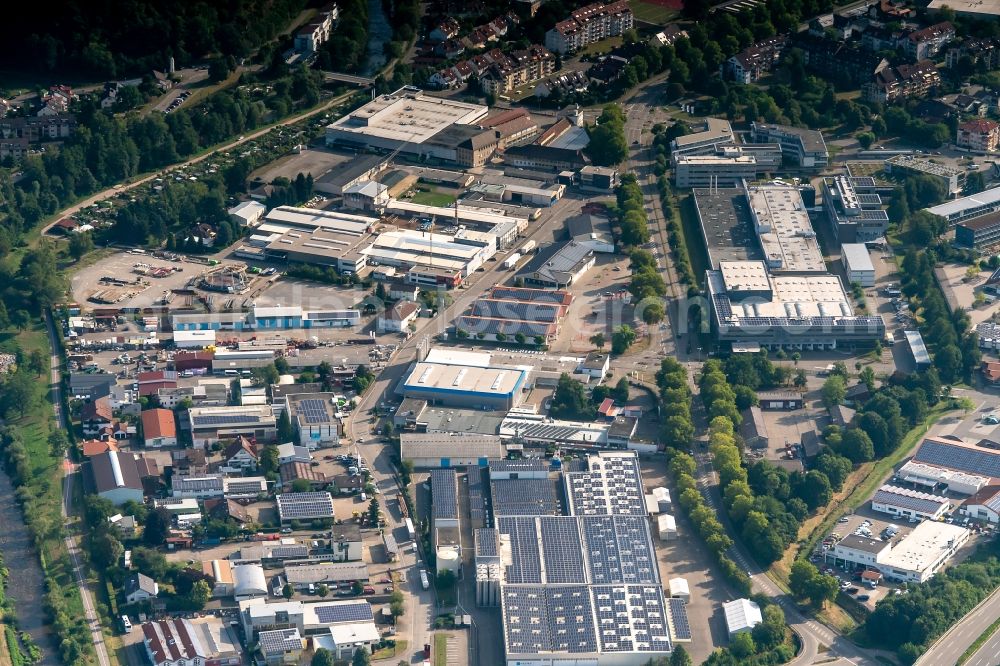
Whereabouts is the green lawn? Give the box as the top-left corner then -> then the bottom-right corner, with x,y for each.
433,634 -> 450,666
578,36 -> 623,57
372,639 -> 407,660
628,0 -> 678,24
410,189 -> 457,207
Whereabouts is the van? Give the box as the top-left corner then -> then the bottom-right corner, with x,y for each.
420,569 -> 430,590
308,583 -> 316,595
122,615 -> 132,633
241,370 -> 252,377
360,492 -> 368,502
224,369 -> 239,377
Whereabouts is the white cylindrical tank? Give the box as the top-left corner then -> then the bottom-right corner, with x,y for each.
437,548 -> 460,573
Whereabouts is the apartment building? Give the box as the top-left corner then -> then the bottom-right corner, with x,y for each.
863,60 -> 941,104
544,1 -> 634,54
294,3 -> 339,54
902,21 -> 955,60
724,37 -> 786,84
480,45 -> 556,96
957,119 -> 1000,153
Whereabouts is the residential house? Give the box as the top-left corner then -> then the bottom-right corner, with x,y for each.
0,114 -> 77,143
946,37 -> 1000,71
82,397 -> 114,436
863,60 -> 940,104
587,55 -> 630,84
277,442 -> 312,464
534,71 -> 590,98
429,17 -> 461,43
82,439 -> 118,457
141,408 -> 177,448
902,21 -> 955,60
220,436 -> 259,473
378,301 -> 420,333
279,462 -> 330,491
961,485 -> 1000,523
172,448 -> 208,475
957,119 -> 1000,152
108,513 -> 138,538
125,572 -> 159,604
205,498 -> 250,526
651,25 -> 688,47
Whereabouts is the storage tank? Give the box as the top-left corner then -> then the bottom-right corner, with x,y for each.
437,548 -> 461,573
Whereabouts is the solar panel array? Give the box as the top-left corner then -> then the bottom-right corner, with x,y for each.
591,585 -> 671,653
469,467 -> 485,527
258,629 -> 301,653
269,545 -> 310,559
668,598 -> 692,641
475,528 -> 500,558
314,602 -> 374,624
498,516 -> 543,584
539,517 -> 587,584
581,516 -> 658,585
431,469 -> 459,520
565,455 -> 646,516
491,479 -> 562,516
276,492 -> 335,520
502,586 -> 597,655
914,439 -> 1000,478
872,486 -> 948,515
225,479 -> 265,495
192,414 -> 262,426
296,398 -> 331,424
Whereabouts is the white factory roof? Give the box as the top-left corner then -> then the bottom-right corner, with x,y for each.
173,330 -> 217,344
326,88 -> 487,144
877,521 -> 970,574
500,410 -> 610,447
229,200 -> 266,221
400,433 -> 505,459
233,563 -> 268,597
897,460 -> 989,491
404,361 -> 525,396
423,348 -> 493,367
264,206 -> 376,235
713,264 -> 855,319
283,562 -> 369,585
668,577 -> 689,597
723,598 -> 763,634
928,0 -> 1000,14
671,117 -> 733,149
842,243 -> 874,273
674,154 -> 757,166
747,183 -> 825,273
926,185 -> 1000,217
363,230 -> 482,271
384,199 -> 526,226
325,621 -> 381,646
719,261 -> 770,292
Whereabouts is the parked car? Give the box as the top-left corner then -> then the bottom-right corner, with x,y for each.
857,595 -> 871,602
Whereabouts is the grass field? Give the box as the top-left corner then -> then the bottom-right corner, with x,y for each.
433,634 -> 449,666
629,0 -> 679,24
578,36 -> 623,57
372,639 -> 407,660
410,189 -> 457,207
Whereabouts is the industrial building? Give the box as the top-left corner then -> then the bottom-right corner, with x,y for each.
90,451 -> 145,505
363,230 -> 494,278
400,356 -> 527,410
239,598 -> 378,660
187,405 -> 277,448
693,187 -> 762,269
324,88 -> 497,167
841,243 -> 875,286
960,485 -> 1000,523
925,185 -> 1000,226
749,122 -> 829,167
904,330 -> 932,371
454,287 -> 571,345
871,484 -> 952,521
519,240 -> 596,288
748,182 -> 825,273
913,436 -> 1000,481
499,409 -> 617,449
877,521 -> 971,583
821,175 -> 890,244
285,393 -> 341,449
670,117 -> 736,156
895,459 -> 988,496
706,260 -> 885,349
400,433 -> 506,467
885,154 -> 964,197
496,451 -> 688,665
276,491 -> 336,523
723,599 -> 763,636
955,211 -> 1000,250
672,151 -> 763,188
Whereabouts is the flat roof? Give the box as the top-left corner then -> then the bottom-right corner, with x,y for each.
747,183 -> 825,273
403,361 -> 525,397
886,154 -> 962,178
671,117 -> 733,150
713,267 -> 856,319
752,122 -> 827,154
928,0 -> 1000,16
287,393 -> 338,426
326,88 -> 487,144
720,261 -> 770,292
384,199 -> 525,226
264,226 -> 373,262
958,210 -> 1000,231
878,521 -> 970,573
904,330 -> 931,366
842,243 -> 875,273
695,188 -> 765,268
837,534 -> 890,554
363,230 -> 483,272
926,185 -> 1000,217
276,491 -> 335,521
400,433 -> 504,459
431,469 -> 459,520
416,406 -> 506,435
264,206 -> 375,235
283,562 -> 369,584
423,348 -> 492,367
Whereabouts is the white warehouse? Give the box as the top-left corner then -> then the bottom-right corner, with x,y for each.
841,243 -> 875,287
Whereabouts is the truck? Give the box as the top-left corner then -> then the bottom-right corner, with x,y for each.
520,240 -> 537,254
503,252 -> 521,270
420,569 -> 430,590
405,518 -> 416,541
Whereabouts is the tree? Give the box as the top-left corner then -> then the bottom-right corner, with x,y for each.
550,373 -> 596,421
590,332 -> 606,349
259,445 -> 280,475
251,363 -> 279,387
90,532 -> 123,570
291,478 -> 312,492
670,645 -> 692,666
190,579 -> 211,609
68,232 -> 94,259
367,497 -> 381,526
143,507 -> 171,546
312,648 -> 336,666
28,349 -> 46,375
208,57 -> 231,83
611,325 -> 637,355
821,375 -> 847,408
48,429 -> 69,456
277,409 -> 294,442
282,583 -> 294,599
612,377 -> 630,403
841,429 -> 875,464
731,632 -> 756,659
1,370 -> 37,418
642,300 -> 666,324
587,105 -> 628,166
317,583 -> 329,597
352,647 -> 372,666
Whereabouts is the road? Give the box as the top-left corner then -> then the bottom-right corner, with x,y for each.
40,89 -> 358,236
45,311 -> 112,666
915,542 -> 1000,665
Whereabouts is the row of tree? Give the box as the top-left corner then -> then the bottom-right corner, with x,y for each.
628,249 -> 666,325
615,173 -> 651,247
656,358 -> 752,595
586,104 -> 628,167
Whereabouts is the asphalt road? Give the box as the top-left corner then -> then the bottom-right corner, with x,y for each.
46,311 -> 112,666
959,600 -> 1000,666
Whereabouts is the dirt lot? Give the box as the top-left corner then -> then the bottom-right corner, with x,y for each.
937,262 -> 998,328
757,395 -> 824,462
549,253 -> 634,353
250,147 -> 354,183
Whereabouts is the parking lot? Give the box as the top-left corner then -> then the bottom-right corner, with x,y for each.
549,253 -> 635,354
250,146 -> 355,183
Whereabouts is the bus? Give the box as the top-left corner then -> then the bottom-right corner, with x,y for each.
420,569 -> 430,590
405,518 -> 416,541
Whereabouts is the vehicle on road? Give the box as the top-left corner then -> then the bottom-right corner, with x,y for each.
420,569 -> 430,590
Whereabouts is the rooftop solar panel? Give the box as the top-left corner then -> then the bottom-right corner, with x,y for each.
258,629 -> 301,653
491,478 -> 562,516
192,414 -> 262,426
914,439 -> 1000,478
498,516 -> 542,584
276,492 -> 335,520
668,598 -> 691,641
297,398 -> 331,424
540,517 -> 587,584
431,469 -> 459,520
314,602 -> 374,624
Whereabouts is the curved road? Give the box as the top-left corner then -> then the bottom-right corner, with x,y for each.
45,312 -> 112,666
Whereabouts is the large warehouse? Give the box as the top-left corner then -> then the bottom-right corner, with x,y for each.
400,358 -> 527,410
706,260 -> 885,349
363,230 -> 494,277
324,87 -> 498,167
